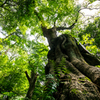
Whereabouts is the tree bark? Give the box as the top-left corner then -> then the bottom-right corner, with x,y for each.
43,28 -> 100,100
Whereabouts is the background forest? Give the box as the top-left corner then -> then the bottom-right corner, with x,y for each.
0,0 -> 100,99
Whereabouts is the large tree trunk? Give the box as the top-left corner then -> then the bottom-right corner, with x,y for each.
43,27 -> 100,100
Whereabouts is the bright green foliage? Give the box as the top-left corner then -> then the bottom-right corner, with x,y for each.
84,17 -> 100,47
71,89 -> 78,94
0,0 -> 75,33
0,50 -> 29,98
81,34 -> 94,45
0,33 -> 48,99
77,17 -> 100,54
89,0 -> 96,3
80,34 -> 100,54
36,0 -> 74,25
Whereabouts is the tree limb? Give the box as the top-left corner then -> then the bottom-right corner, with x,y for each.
2,32 -> 15,40
25,71 -> 31,82
75,38 -> 100,66
80,7 -> 100,11
56,18 -> 78,31
0,0 -> 7,7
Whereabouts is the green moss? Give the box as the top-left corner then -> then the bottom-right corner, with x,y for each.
85,77 -> 91,82
71,89 -> 78,94
78,77 -> 85,81
96,65 -> 100,68
82,90 -> 88,94
78,77 -> 91,82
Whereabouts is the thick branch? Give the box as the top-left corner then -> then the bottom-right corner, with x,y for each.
72,59 -> 100,87
75,38 -> 91,54
82,53 -> 100,66
42,26 -> 57,48
75,39 -> 100,65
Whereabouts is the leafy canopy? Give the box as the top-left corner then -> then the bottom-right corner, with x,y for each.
0,0 -> 75,33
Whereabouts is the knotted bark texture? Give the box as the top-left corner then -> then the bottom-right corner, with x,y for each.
45,34 -> 100,100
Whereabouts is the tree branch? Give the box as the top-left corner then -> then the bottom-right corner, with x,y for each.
80,7 -> 100,11
25,71 -> 31,82
56,18 -> 78,31
0,0 -> 7,7
2,32 -> 15,41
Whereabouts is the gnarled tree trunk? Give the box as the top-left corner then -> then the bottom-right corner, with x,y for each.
43,27 -> 100,100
